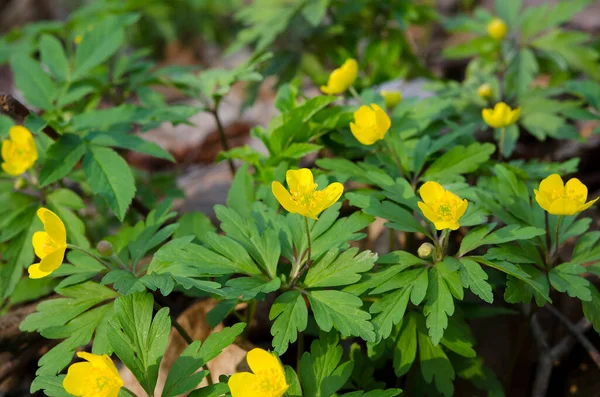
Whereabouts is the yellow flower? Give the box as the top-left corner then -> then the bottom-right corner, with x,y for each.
229,348 -> 289,397
487,18 -> 507,40
320,59 -> 358,95
418,181 -> 468,231
74,34 -> 83,45
272,168 -> 343,220
380,90 -> 402,109
28,208 -> 67,279
1,126 -> 38,176
482,102 -> 520,129
63,352 -> 124,397
477,84 -> 492,100
350,103 -> 391,145
534,174 -> 598,216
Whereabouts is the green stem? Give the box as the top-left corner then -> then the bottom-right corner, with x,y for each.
211,103 -> 236,178
121,387 -> 138,397
498,127 -> 506,160
66,244 -> 113,270
111,253 -> 129,272
348,86 -> 361,102
552,215 -> 563,266
291,217 -> 312,287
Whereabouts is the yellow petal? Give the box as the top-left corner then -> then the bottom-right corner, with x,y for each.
565,178 -> 588,203
32,231 -> 52,259
37,247 -> 66,273
228,372 -> 259,397
1,139 -> 10,160
578,197 -> 599,213
28,263 -> 53,279
354,105 -> 377,126
312,182 -> 344,216
372,103 -> 391,138
418,202 -> 439,226
534,189 -> 552,213
247,348 -> 284,376
286,169 -> 314,195
1,161 -> 26,176
63,362 -> 94,396
37,208 -> 67,244
482,108 -> 500,128
539,174 -> 564,197
350,122 -> 378,145
272,181 -> 302,215
548,198 -> 580,216
435,220 -> 460,231
508,107 -> 521,125
455,199 -> 469,220
419,182 -> 445,204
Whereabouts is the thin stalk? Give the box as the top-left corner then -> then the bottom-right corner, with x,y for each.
110,253 -> 130,272
296,331 -> 304,371
210,104 -> 236,177
348,86 -> 362,102
154,302 -> 214,386
291,217 -> 312,287
121,387 -> 138,397
66,244 -> 113,270
552,215 -> 563,266
498,127 -> 506,160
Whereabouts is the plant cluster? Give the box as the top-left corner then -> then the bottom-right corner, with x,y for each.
1,0 -> 600,396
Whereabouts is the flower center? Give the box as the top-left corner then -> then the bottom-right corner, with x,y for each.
290,184 -> 324,210
252,368 -> 287,397
566,187 -> 585,203
88,367 -> 120,394
433,202 -> 456,221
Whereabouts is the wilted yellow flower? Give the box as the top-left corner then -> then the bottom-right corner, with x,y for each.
272,168 -> 343,220
28,208 -> 67,279
350,103 -> 391,145
418,181 -> 468,231
380,90 -> 402,109
320,59 -> 358,95
482,102 -> 520,128
63,352 -> 123,397
534,174 -> 598,216
487,18 -> 507,40
477,84 -> 492,100
228,348 -> 289,397
1,126 -> 38,176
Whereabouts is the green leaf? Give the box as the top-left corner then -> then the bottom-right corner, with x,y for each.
270,291 -> 308,355
549,263 -> 591,301
86,131 -> 175,162
74,18 -> 125,79
20,281 -> 117,332
39,34 -> 69,81
339,391 -> 402,397
30,375 -> 71,397
454,355 -> 505,397
505,48 -> 538,98
458,223 -> 497,256
71,105 -> 144,131
227,163 -> 254,217
582,285 -> 600,333
459,225 -> 545,256
418,329 -> 455,396
187,383 -> 230,397
423,266 -> 456,345
224,277 -> 280,300
309,210 -> 374,259
280,142 -> 322,159
422,143 -> 495,180
39,134 -> 86,186
10,54 -> 56,110
532,30 -> 599,79
174,212 -> 216,243
83,146 -> 135,221
285,365 -> 303,397
371,287 -> 412,340
458,258 -> 493,303
299,332 -> 354,397
394,312 -> 418,377
109,293 -> 170,396
440,316 -> 476,358
304,248 -> 377,288
308,290 -> 376,342
162,323 -> 246,397
495,0 -> 521,27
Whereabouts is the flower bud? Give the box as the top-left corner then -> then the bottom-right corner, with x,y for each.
96,240 -> 114,257
13,177 -> 26,190
418,243 -> 435,259
478,84 -> 492,100
487,18 -> 507,41
380,90 -> 402,109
